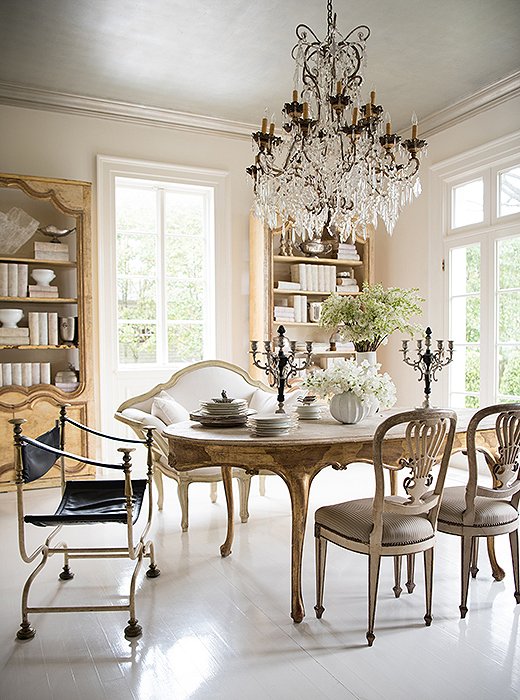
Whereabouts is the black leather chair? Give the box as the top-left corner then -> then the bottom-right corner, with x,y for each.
11,405 -> 160,640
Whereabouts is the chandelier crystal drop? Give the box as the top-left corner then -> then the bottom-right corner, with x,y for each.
247,0 -> 427,245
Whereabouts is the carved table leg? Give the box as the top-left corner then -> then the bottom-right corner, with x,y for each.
487,536 -> 506,581
282,469 -> 313,623
220,466 -> 234,558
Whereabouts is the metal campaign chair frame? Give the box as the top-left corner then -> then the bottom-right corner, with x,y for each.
11,404 -> 160,641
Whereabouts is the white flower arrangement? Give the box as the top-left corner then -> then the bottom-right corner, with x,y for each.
303,359 -> 397,409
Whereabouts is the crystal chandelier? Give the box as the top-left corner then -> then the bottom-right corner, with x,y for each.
247,0 -> 427,244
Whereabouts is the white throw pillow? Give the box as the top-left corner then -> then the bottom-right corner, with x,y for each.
249,387 -> 304,414
122,408 -> 167,430
151,391 -> 190,425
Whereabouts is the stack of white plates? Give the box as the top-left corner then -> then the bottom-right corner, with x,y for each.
295,403 -> 323,420
200,398 -> 248,417
247,413 -> 297,437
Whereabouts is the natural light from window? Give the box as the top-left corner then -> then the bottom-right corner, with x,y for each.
451,178 -> 484,229
115,178 -> 214,367
498,166 -> 520,218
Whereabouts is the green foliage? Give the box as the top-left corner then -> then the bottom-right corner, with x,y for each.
498,237 -> 520,289
499,348 -> 520,398
464,348 -> 480,393
118,324 -> 157,363
168,324 -> 203,363
319,283 -> 424,352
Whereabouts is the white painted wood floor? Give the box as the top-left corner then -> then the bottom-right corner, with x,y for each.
0,463 -> 519,700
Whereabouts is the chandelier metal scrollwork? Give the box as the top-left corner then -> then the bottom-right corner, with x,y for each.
247,0 -> 427,243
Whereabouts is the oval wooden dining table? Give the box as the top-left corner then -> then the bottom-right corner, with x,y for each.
163,409 -> 498,623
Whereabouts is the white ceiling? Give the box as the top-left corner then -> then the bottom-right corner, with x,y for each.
0,0 -> 519,132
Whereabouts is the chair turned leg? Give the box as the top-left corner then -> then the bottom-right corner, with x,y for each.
470,537 -> 479,579
237,474 -> 251,524
154,467 -> 164,511
393,556 -> 402,598
509,529 -> 520,604
259,474 -> 266,497
424,548 -> 434,626
460,536 -> 473,618
177,480 -> 190,532
314,536 -> 327,619
366,554 -> 381,646
406,553 -> 416,594
210,482 -> 218,504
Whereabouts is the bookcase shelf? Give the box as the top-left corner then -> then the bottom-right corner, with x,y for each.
0,296 -> 77,303
273,289 -> 360,297
250,213 -> 373,375
0,344 -> 77,350
0,256 -> 77,267
0,172 -> 94,490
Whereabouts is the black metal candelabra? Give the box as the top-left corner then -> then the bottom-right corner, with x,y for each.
250,326 -> 313,413
401,327 -> 454,408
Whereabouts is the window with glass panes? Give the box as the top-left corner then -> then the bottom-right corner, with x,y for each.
115,178 -> 215,366
445,162 -> 520,407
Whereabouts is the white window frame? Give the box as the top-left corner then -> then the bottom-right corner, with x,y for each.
96,155 -> 231,431
429,131 -> 520,406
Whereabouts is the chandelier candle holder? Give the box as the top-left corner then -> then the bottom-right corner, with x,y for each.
250,326 -> 313,413
247,0 -> 427,245
401,327 -> 454,408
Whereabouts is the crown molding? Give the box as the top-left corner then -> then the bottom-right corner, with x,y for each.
418,71 -> 520,139
0,72 -> 519,141
0,81 -> 254,140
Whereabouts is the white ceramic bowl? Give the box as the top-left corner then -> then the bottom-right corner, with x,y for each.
0,308 -> 23,328
31,268 -> 55,286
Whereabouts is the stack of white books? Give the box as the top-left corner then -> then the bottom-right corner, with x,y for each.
28,312 -> 59,345
290,264 -> 337,292
277,280 -> 300,291
28,283 -> 59,298
0,263 -> 28,297
274,305 -> 295,322
0,326 -> 29,346
0,362 -> 51,387
34,241 -> 69,261
336,243 -> 360,260
336,277 -> 359,293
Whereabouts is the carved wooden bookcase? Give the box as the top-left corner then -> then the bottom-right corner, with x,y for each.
249,213 -> 373,378
0,173 -> 95,490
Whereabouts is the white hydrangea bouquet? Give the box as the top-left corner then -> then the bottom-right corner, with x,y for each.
303,359 -> 397,409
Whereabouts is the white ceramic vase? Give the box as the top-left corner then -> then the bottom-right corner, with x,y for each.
0,308 -> 23,328
355,351 -> 377,366
31,268 -> 55,286
329,392 -> 369,424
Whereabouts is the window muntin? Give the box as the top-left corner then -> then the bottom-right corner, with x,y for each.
115,179 -> 214,367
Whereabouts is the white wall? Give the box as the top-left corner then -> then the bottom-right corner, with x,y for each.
375,94 -> 520,406
0,103 -> 254,375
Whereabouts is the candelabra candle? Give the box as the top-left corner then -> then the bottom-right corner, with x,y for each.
250,325 -> 313,413
401,327 -> 454,408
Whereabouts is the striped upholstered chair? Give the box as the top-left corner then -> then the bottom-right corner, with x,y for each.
314,408 -> 457,646
436,403 -> 520,618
